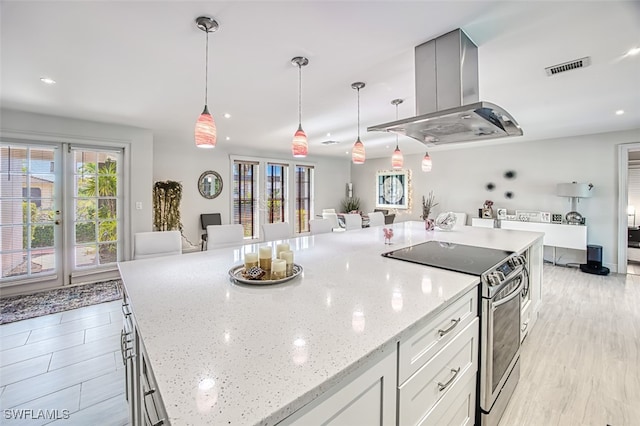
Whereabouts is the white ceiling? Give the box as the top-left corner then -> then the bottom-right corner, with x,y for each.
2,1 -> 639,160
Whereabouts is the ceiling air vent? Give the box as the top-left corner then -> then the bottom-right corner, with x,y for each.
320,140 -> 340,145
545,57 -> 591,76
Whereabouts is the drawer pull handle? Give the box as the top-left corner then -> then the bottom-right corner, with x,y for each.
437,367 -> 461,392
121,304 -> 132,317
438,318 -> 460,337
143,386 -> 165,426
521,320 -> 529,333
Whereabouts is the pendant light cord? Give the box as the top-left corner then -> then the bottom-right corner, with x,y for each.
298,63 -> 302,126
357,87 -> 361,139
204,29 -> 209,106
395,103 -> 399,149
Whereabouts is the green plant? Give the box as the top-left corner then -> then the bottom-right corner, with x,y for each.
421,191 -> 438,219
153,180 -> 183,231
341,196 -> 361,213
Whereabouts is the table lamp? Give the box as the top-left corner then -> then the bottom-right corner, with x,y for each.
556,182 -> 593,225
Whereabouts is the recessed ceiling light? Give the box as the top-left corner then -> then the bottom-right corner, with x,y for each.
226,136 -> 230,140
40,77 -> 56,85
224,113 -> 231,119
326,132 -> 331,137
385,145 -> 390,149
345,151 -> 349,155
625,47 -> 640,56
616,110 -> 625,115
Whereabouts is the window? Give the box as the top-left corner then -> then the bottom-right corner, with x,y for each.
266,163 -> 287,223
232,161 -> 259,238
295,165 -> 313,234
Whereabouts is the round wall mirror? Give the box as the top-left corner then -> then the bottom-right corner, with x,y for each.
198,171 -> 223,199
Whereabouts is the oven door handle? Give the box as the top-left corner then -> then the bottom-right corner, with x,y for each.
492,281 -> 524,309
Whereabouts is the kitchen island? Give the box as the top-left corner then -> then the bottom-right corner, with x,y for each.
118,221 -> 542,425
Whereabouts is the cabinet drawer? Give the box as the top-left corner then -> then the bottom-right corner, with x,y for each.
399,288 -> 478,384
416,367 -> 476,426
398,318 -> 478,426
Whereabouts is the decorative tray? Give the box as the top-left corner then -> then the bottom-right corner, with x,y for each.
228,263 -> 303,285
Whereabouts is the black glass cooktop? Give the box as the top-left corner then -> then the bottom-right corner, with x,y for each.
382,241 -> 513,276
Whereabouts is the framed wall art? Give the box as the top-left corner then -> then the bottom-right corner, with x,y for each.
376,170 -> 410,209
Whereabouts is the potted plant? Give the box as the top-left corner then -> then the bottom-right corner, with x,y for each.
341,196 -> 361,214
421,191 -> 439,230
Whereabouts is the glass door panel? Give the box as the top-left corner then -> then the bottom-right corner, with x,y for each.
0,144 -> 61,285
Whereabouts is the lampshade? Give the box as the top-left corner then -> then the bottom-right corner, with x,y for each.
291,56 -> 309,157
351,82 -> 366,164
292,125 -> 308,157
195,106 -> 217,148
195,16 -> 219,149
421,152 -> 432,172
391,147 -> 403,169
556,182 -> 593,198
352,138 -> 365,164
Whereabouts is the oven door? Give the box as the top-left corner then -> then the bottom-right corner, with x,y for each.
480,275 -> 523,410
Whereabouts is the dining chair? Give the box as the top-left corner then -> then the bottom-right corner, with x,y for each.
342,213 -> 363,231
322,212 -> 345,232
366,211 -> 385,227
384,214 -> 396,225
309,218 -> 333,235
207,224 -> 244,250
322,208 -> 336,214
200,213 -> 222,250
133,231 -> 182,260
262,222 -> 292,242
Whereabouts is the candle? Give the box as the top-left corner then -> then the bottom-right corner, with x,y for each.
279,250 -> 294,276
271,259 -> 286,280
244,252 -> 259,270
259,246 -> 272,275
276,243 -> 290,257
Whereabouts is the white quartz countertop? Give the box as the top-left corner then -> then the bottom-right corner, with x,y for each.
118,222 -> 542,425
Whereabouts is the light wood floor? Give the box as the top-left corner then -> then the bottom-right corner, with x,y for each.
1,266 -> 637,425
0,300 -> 127,425
499,265 -> 640,426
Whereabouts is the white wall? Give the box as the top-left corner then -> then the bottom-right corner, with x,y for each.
153,131 -> 351,246
350,129 -> 640,271
0,108 -> 154,261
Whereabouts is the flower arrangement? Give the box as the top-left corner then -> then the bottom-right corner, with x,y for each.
421,191 -> 439,220
483,200 -> 494,209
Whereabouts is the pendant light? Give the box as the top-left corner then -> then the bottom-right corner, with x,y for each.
351,82 -> 366,164
194,16 -> 219,149
291,56 -> 309,157
390,98 -> 404,169
421,152 -> 433,172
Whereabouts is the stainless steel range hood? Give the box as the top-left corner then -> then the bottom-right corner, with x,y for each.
368,29 -> 522,145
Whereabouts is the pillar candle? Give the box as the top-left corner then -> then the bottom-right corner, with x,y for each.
276,243 -> 290,257
244,252 -> 259,269
279,250 -> 294,276
259,246 -> 272,273
271,259 -> 286,280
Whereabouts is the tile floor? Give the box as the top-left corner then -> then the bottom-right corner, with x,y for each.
0,300 -> 127,426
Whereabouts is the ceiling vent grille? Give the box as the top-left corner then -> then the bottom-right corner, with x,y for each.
545,57 -> 591,76
320,140 -> 340,145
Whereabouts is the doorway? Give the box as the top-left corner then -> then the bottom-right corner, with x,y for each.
1,141 -> 123,294
618,142 -> 640,275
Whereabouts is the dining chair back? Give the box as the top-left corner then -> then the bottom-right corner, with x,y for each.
322,208 -> 336,214
133,231 -> 182,260
200,213 -> 222,250
207,224 -> 244,250
342,213 -> 363,231
262,222 -> 292,242
309,218 -> 333,235
367,211 -> 385,227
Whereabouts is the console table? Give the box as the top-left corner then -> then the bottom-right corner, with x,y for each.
471,218 -> 587,264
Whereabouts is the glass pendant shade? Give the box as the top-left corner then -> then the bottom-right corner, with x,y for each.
195,105 -> 217,148
421,152 -> 433,172
292,125 -> 308,157
352,138 -> 366,164
392,146 -> 403,169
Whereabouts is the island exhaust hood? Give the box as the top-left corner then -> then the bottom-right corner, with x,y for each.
368,29 -> 522,145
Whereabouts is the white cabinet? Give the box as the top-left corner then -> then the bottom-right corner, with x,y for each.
398,319 -> 478,426
280,349 -> 397,425
471,218 -> 496,228
500,221 -> 586,251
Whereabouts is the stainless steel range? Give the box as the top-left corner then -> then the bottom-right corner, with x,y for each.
382,241 -> 527,426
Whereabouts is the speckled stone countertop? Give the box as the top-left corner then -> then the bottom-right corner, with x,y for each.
118,221 -> 542,425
